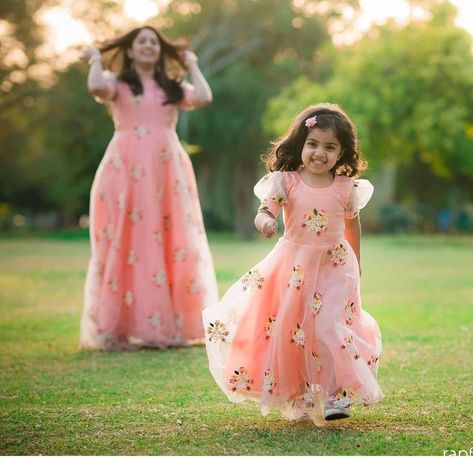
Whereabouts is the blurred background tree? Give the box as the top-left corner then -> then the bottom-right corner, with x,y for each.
1,0 -> 472,234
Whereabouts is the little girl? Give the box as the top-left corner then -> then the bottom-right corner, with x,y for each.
203,103 -> 383,425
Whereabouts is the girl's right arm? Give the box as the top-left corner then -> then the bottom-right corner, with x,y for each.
80,46 -> 114,100
255,211 -> 278,238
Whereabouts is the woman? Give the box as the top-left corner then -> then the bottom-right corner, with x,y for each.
79,26 -> 218,350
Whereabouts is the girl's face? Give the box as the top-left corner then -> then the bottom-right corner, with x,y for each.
128,28 -> 161,67
300,127 -> 342,176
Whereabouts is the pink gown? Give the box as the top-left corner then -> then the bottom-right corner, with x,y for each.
80,75 -> 218,350
203,171 -> 383,425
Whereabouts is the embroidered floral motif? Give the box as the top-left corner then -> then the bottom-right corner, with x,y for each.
312,351 -> 323,373
291,323 -> 305,347
302,383 -> 316,407
148,312 -> 161,328
108,277 -> 118,293
154,230 -> 163,243
328,243 -> 348,266
302,208 -> 328,234
340,335 -> 360,360
123,290 -> 134,307
174,179 -> 186,194
110,155 -> 122,170
310,292 -> 323,315
206,320 -> 230,342
272,194 -> 286,206
229,367 -> 254,392
264,316 -> 276,339
288,265 -> 304,289
188,279 -> 199,294
173,248 -> 186,262
127,249 -> 137,266
367,354 -> 379,367
117,193 -> 125,210
344,301 -> 356,325
112,238 -> 121,251
155,187 -> 164,201
135,126 -> 148,139
241,269 -> 264,291
263,370 -> 276,394
327,389 -> 355,409
161,148 -> 171,161
128,207 -> 142,223
101,224 -> 113,241
131,164 -> 144,181
152,271 -> 167,287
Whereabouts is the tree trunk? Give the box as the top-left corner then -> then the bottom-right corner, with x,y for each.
234,158 -> 259,239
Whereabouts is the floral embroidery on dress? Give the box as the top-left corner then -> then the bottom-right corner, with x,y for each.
127,249 -> 137,266
302,383 -> 316,407
131,164 -> 144,181
174,179 -> 186,194
344,301 -> 356,325
340,335 -> 360,360
263,370 -> 276,394
302,208 -> 328,234
272,194 -> 286,206
112,238 -> 121,251
148,312 -> 161,328
117,193 -> 125,210
328,243 -> 348,266
154,230 -> 163,243
310,292 -> 323,315
108,277 -> 118,293
264,316 -> 276,339
155,187 -> 164,201
229,367 -> 254,392
241,269 -> 264,291
290,323 -> 305,347
110,155 -> 122,170
312,351 -> 323,373
288,265 -> 304,289
206,320 -> 230,342
367,354 -> 379,368
128,207 -> 142,223
188,279 -> 200,294
135,126 -> 148,139
152,271 -> 167,287
123,290 -> 134,307
173,248 -> 186,262
161,148 -> 171,161
101,224 -> 113,241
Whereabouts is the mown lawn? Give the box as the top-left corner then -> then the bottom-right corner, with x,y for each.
0,233 -> 472,455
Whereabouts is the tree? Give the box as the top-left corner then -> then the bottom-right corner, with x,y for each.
264,1 -> 473,210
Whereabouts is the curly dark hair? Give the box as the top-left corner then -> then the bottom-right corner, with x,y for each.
263,103 -> 367,177
98,26 -> 189,105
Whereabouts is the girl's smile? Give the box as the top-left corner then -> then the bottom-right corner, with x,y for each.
127,28 -> 161,66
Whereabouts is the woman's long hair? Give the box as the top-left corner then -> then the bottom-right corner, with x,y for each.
263,103 -> 367,177
98,26 -> 189,105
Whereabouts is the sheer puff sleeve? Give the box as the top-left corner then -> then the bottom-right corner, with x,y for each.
345,179 -> 374,219
254,171 -> 288,219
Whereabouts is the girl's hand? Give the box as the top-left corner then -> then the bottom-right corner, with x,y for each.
80,46 -> 100,63
261,219 -> 278,238
183,50 -> 198,67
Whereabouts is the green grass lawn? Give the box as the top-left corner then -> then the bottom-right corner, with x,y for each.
1,233 -> 472,455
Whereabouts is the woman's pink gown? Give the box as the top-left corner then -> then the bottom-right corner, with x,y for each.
203,171 -> 383,424
80,76 -> 218,350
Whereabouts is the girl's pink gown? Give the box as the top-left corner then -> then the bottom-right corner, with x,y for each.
203,171 -> 383,424
80,75 -> 218,350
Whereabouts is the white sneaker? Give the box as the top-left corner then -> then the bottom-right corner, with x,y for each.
324,405 -> 350,421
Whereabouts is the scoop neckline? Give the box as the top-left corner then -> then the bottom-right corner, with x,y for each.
296,172 -> 338,192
